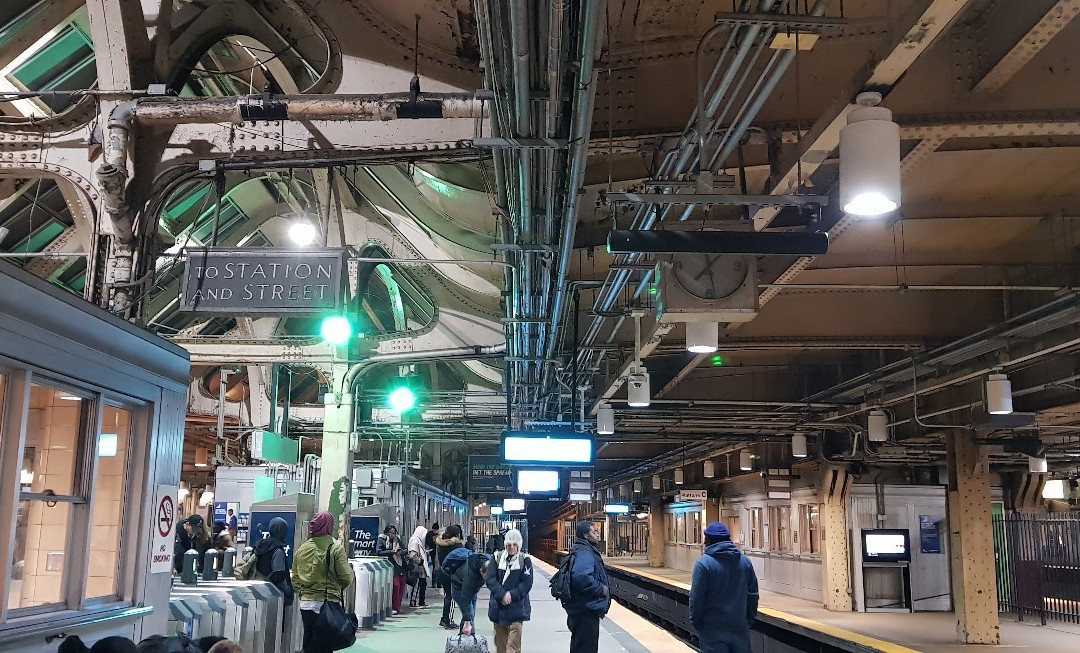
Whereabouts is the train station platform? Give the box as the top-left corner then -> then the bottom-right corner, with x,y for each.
604,556 -> 1080,653
348,558 -> 691,652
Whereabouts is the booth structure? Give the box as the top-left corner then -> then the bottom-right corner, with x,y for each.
0,261 -> 190,652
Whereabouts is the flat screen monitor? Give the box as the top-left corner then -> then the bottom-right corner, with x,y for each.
517,469 -> 560,495
489,506 -> 504,516
862,529 -> 910,562
502,498 -> 526,512
502,432 -> 593,466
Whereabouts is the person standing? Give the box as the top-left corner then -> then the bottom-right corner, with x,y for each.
376,524 -> 408,614
291,511 -> 355,653
425,522 -> 441,593
236,516 -> 293,605
561,522 -> 610,653
485,528 -> 532,653
185,515 -> 212,570
689,522 -> 759,653
227,509 -> 238,539
407,525 -> 431,608
435,524 -> 465,629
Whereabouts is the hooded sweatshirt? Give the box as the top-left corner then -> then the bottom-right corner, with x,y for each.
251,517 -> 292,603
689,540 -> 759,650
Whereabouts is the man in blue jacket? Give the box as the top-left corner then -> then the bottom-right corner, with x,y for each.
690,522 -> 759,653
562,521 -> 610,653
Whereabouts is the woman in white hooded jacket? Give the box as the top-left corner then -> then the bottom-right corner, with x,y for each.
407,525 -> 431,608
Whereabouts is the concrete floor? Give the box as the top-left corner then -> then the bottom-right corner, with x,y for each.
348,560 -> 691,653
608,557 -> 1080,653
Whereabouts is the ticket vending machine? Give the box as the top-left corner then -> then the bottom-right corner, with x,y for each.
860,528 -> 913,613
251,492 -> 316,653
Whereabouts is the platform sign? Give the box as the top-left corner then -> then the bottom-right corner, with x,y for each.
677,489 -> 708,502
469,455 -> 514,494
349,516 -> 380,557
150,485 -> 177,574
919,515 -> 942,554
181,248 -> 345,314
250,511 -> 297,563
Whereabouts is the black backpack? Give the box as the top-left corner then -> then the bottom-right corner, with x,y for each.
549,552 -> 576,602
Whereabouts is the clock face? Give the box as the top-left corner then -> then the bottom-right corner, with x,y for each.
671,255 -> 749,300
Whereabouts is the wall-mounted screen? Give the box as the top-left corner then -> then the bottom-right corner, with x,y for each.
489,506 -> 504,515
862,529 -> 910,562
517,469 -> 560,495
503,498 -> 526,512
502,432 -> 593,466
604,503 -> 631,514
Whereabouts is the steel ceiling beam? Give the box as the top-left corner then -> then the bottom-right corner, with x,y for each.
972,0 -> 1080,93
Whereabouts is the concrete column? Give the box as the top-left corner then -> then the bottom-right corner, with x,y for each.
820,466 -> 852,611
319,366 -> 353,533
648,492 -> 665,567
947,430 -> 1000,644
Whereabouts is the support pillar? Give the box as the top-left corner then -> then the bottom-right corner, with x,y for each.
648,492 -> 665,567
947,429 -> 1000,644
704,496 -> 720,531
820,466 -> 852,611
319,361 -> 353,534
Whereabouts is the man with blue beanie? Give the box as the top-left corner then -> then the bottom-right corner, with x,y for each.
690,522 -> 759,653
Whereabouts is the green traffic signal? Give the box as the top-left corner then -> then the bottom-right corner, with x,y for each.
319,316 -> 353,345
388,386 -> 417,413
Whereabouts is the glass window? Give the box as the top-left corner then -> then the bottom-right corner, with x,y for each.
801,504 -> 821,555
688,510 -> 702,545
770,505 -> 791,552
675,512 -> 686,544
86,406 -> 131,600
748,508 -> 764,550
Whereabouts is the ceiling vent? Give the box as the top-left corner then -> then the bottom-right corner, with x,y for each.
655,254 -> 757,324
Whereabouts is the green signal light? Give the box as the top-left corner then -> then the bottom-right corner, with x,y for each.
711,355 -> 725,366
320,316 -> 353,345
388,386 -> 417,413
648,287 -> 658,295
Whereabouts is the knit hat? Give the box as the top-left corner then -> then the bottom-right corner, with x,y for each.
704,522 -> 730,539
504,528 -> 524,549
575,521 -> 594,539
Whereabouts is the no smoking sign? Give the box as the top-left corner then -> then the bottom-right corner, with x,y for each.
158,495 -> 174,538
150,485 -> 178,573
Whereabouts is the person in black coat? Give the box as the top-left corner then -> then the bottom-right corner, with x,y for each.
561,522 -> 610,653
376,524 -> 408,614
434,524 -> 464,628
485,528 -> 533,653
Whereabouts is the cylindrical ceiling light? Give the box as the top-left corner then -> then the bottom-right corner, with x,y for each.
597,403 -> 615,434
674,468 -> 684,485
194,448 -> 209,467
633,480 -> 642,494
1028,455 -> 1048,474
288,220 -> 317,246
986,373 -> 1013,415
685,321 -> 719,353
739,449 -> 753,471
868,408 -> 889,442
839,92 -> 901,217
792,434 -> 808,458
703,460 -> 715,478
627,364 -> 651,407
652,475 -> 661,490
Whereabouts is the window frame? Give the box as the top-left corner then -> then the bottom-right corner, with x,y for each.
800,503 -> 821,556
769,505 -> 791,553
748,507 -> 764,550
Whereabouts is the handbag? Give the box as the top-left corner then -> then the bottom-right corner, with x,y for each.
311,543 -> 359,651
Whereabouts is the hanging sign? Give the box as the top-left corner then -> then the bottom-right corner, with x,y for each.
677,489 -> 708,502
150,485 -> 178,574
919,515 -> 942,554
181,248 -> 346,314
469,455 -> 514,494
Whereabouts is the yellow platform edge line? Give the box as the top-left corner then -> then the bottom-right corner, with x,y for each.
605,563 -> 920,653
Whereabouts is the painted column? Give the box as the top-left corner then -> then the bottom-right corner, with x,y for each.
820,466 -> 853,611
319,360 -> 353,532
947,429 -> 1000,644
648,492 -> 665,567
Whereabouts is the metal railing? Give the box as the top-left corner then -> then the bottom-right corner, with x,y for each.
994,512 -> 1080,624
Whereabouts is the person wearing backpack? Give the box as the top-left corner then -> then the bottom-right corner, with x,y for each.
485,528 -> 532,653
559,522 -> 610,653
444,548 -> 491,637
291,511 -> 355,653
690,522 -> 759,653
234,516 -> 293,605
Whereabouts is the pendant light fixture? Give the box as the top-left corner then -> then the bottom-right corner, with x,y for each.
1028,455 -> 1048,474
840,92 -> 901,217
194,448 -> 209,467
288,220 -> 317,246
633,480 -> 642,494
739,449 -> 753,471
674,467 -> 684,485
627,312 -> 651,407
791,433 -> 808,458
597,403 -> 615,434
703,460 -> 715,478
685,321 -> 719,353
986,373 -> 1013,415
652,475 -> 661,490
868,408 -> 888,442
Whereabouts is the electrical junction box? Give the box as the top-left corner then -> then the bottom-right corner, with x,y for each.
250,430 -> 299,464
655,253 -> 758,323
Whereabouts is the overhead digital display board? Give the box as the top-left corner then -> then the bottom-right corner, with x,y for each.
501,432 -> 593,466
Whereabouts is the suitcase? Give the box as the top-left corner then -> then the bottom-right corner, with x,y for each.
444,633 -> 490,653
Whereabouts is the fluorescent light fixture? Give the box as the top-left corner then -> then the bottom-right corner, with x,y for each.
685,321 -> 719,353
98,433 -> 118,457
490,506 -> 504,515
840,93 -> 901,217
289,221 -> 317,246
59,394 -> 82,401
517,469 -> 560,494
986,373 -> 1013,415
868,408 -> 888,442
502,432 -> 593,466
1028,456 -> 1047,474
604,503 -> 631,514
791,433 -> 808,458
503,498 -> 526,512
633,480 -> 642,493
627,365 -> 651,407
674,468 -> 684,485
703,460 -> 715,478
739,449 -> 753,471
1042,479 -> 1067,500
597,403 -> 615,435
652,475 -> 661,490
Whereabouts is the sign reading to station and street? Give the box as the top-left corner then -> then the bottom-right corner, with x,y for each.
181,248 -> 346,314
469,455 -> 514,494
149,484 -> 177,574
676,489 -> 708,502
